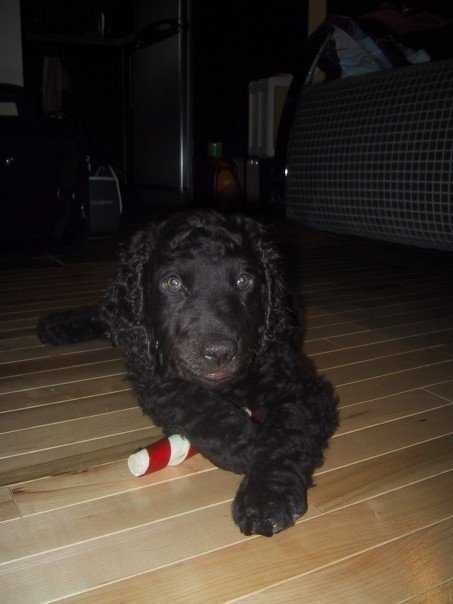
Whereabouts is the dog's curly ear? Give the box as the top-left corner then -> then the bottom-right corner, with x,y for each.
237,216 -> 296,345
101,227 -> 157,361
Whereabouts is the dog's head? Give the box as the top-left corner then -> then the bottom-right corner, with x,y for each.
102,211 -> 292,385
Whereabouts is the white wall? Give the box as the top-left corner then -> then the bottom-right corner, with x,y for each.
0,0 -> 23,86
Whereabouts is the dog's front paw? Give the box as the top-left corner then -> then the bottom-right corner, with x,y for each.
232,474 -> 307,537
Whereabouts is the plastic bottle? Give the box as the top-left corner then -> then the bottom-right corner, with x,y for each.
207,141 -> 242,211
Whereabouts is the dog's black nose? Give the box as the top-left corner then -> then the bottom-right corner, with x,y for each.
203,339 -> 237,367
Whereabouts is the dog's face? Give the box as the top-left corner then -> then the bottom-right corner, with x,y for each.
146,220 -> 266,386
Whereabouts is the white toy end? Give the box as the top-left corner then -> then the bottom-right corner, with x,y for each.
128,448 -> 150,477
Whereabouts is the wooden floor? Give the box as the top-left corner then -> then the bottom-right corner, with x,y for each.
1,231 -> 453,603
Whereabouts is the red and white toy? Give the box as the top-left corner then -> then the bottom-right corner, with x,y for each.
128,407 -> 264,477
128,434 -> 197,477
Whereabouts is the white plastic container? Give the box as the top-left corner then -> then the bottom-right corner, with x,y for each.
248,74 -> 293,158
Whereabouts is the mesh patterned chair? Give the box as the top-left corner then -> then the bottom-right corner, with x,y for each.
286,59 -> 453,251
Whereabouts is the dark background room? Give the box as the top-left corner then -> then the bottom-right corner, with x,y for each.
1,0 -> 309,258
1,0 -> 453,258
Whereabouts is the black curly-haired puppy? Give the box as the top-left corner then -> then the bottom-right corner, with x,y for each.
38,210 -> 338,537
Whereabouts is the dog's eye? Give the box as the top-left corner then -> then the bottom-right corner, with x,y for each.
236,273 -> 254,290
161,275 -> 183,292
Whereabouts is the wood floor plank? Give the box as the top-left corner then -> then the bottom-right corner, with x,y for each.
0,297 -> 100,319
402,579 -> 453,603
307,295 -> 453,328
303,339 -> 339,355
428,381 -> 453,403
311,315 -> 453,348
0,334 -> 42,352
0,390 -> 137,432
234,516 -> 453,604
325,346 -> 453,387
0,408 -> 151,460
0,316 -> 40,331
337,388 -> 452,435
303,271 -> 448,295
304,274 -> 409,293
0,326 -> 36,340
0,279 -> 101,292
0,486 -> 20,521
0,374 -> 129,413
38,471 -> 453,604
0,344 -> 44,363
314,434 -> 453,514
308,292 -> 453,321
326,405 -> 453,472
11,456 -> 215,517
0,272 -> 107,297
303,273 -> 406,293
0,359 -> 125,395
0,261 -> 113,282
306,306 -> 453,340
0,275 -> 106,292
0,287 -> 103,307
0,348 -> 120,379
336,359 -> 453,404
0,290 -> 103,312
0,303 -> 97,322
0,426 -> 159,487
0,276 -> 107,291
312,331 -> 453,370
0,340 -> 110,366
306,281 -> 452,310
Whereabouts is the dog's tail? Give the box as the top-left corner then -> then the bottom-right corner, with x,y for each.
37,306 -> 107,345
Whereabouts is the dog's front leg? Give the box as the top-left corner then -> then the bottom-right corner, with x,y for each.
233,371 -> 338,536
137,380 -> 258,475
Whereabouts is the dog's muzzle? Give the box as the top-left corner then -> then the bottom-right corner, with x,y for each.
173,334 -> 243,384
201,336 -> 238,381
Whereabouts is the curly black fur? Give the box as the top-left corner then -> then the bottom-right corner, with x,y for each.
38,210 -> 338,537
